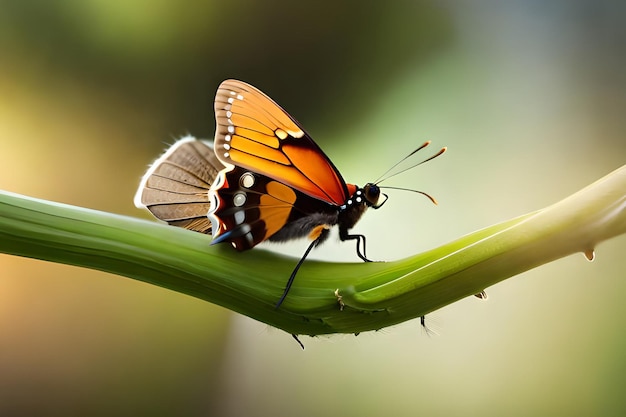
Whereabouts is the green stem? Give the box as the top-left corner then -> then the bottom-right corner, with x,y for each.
1,165 -> 625,336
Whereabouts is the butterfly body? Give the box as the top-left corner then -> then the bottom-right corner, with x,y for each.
135,79 -> 438,308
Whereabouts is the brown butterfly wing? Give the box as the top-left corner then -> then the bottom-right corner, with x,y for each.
209,166 -> 338,251
134,138 -> 223,233
213,79 -> 350,207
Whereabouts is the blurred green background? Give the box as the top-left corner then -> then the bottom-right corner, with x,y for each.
1,1 -> 625,416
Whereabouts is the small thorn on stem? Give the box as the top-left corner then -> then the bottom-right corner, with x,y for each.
292,334 -> 305,350
474,290 -> 488,300
420,316 -> 438,337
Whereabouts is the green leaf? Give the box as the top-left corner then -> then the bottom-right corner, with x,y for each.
1,165 -> 624,336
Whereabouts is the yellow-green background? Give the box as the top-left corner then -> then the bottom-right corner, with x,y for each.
1,1 -> 625,416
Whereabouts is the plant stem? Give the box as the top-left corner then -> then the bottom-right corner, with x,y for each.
1,165 -> 625,336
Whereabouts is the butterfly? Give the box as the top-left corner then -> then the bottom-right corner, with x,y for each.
135,79 -> 445,309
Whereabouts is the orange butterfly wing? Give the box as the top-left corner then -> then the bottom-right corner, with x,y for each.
213,79 -> 349,206
209,165 -> 338,250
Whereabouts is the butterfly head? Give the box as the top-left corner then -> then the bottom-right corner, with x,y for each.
341,183 -> 388,212
363,183 -> 388,209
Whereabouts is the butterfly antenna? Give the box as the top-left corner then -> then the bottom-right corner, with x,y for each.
379,186 -> 439,205
375,142 -> 447,185
373,141 -> 431,184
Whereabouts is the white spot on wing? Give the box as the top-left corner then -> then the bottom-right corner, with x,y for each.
233,192 -> 246,207
240,172 -> 255,188
289,130 -> 305,138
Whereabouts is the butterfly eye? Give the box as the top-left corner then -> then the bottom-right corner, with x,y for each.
363,183 -> 381,206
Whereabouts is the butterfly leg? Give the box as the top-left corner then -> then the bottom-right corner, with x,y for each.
275,228 -> 330,309
339,228 -> 372,262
